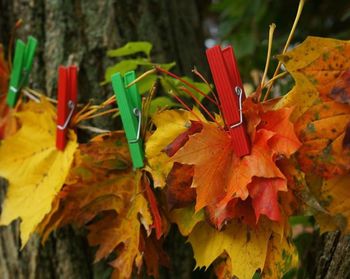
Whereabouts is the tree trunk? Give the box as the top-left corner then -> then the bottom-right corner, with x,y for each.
304,231 -> 350,279
0,0 -> 207,278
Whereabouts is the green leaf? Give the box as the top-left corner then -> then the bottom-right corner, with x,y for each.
137,74 -> 158,95
102,60 -> 176,85
107,42 -> 152,58
149,97 -> 181,115
160,76 -> 211,102
157,62 -> 176,71
103,59 -> 151,84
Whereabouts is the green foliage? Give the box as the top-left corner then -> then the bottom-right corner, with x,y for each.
104,41 -> 212,115
160,76 -> 211,103
107,41 -> 152,58
212,0 -> 350,84
148,97 -> 181,115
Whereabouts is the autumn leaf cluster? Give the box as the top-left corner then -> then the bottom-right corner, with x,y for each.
0,36 -> 350,279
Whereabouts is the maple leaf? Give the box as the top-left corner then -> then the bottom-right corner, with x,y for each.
145,108 -> 206,188
263,232 -> 299,279
294,100 -> 350,178
0,99 -> 77,246
139,230 -> 170,279
312,174 -> 350,233
188,220 -> 271,279
166,162 -> 195,209
168,101 -> 300,228
88,188 -> 152,279
275,36 -> 350,120
169,206 -> 205,236
38,132 -> 163,279
329,70 -> 350,104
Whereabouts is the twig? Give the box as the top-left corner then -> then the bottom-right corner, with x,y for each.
156,66 -> 219,107
168,90 -> 203,123
77,124 -> 111,134
263,0 -> 305,101
180,86 -> 221,127
260,23 -> 276,89
126,68 -> 157,88
192,66 -> 220,105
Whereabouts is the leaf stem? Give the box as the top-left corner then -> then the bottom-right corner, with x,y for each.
192,66 -> 220,105
263,0 -> 305,101
180,86 -> 221,127
156,66 -> 219,107
126,68 -> 157,88
260,23 -> 276,90
168,90 -> 203,123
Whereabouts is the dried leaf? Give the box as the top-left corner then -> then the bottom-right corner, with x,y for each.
275,36 -> 350,120
166,162 -> 195,209
295,101 -> 350,178
38,132 -> 156,279
329,70 -> 350,104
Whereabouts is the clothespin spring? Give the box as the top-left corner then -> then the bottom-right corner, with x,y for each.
229,86 -> 243,129
57,100 -> 75,130
129,108 -> 141,143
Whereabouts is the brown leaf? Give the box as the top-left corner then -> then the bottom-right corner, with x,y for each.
295,101 -> 350,178
329,70 -> 350,104
343,122 -> 350,148
38,132 -> 154,279
166,162 -> 195,209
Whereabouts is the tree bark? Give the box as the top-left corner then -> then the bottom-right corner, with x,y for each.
0,0 -> 207,278
304,231 -> 350,279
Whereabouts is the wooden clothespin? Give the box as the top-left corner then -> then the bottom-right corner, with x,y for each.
206,45 -> 250,157
56,66 -> 78,151
112,71 -> 144,169
7,36 -> 38,107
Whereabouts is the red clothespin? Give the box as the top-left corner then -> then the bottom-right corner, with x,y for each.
206,45 -> 250,157
56,66 -> 78,150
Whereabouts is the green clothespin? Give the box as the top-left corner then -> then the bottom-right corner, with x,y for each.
7,36 -> 38,107
112,71 -> 144,168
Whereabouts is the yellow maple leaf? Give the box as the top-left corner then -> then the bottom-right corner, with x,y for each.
275,36 -> 350,120
314,174 -> 350,233
145,108 -> 205,188
263,232 -> 299,279
169,206 -> 205,236
0,99 -> 77,246
188,220 -> 271,279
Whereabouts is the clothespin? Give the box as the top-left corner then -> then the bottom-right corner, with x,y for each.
7,36 -> 38,107
56,66 -> 78,151
112,71 -> 144,169
206,45 -> 250,157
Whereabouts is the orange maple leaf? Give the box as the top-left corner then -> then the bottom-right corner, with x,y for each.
295,100 -> 350,178
164,97 -> 301,228
38,132 -> 165,279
